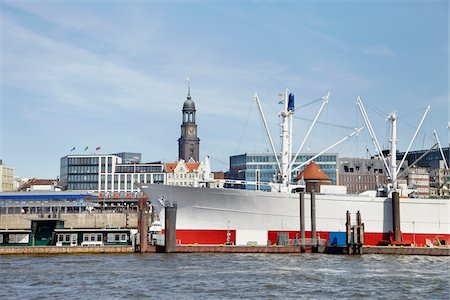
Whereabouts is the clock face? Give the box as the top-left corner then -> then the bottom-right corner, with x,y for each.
187,127 -> 196,137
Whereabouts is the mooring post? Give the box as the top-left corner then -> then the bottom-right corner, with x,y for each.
356,210 -> 364,254
392,191 -> 401,242
345,210 -> 351,254
299,192 -> 305,252
164,202 -> 178,253
137,195 -> 149,253
310,191 -> 316,247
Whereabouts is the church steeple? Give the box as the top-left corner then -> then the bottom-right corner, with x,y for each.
187,77 -> 191,98
178,79 -> 200,162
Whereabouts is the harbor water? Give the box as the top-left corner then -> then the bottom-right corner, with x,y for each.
1,253 -> 448,299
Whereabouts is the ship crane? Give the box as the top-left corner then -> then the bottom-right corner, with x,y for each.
255,90 -> 363,192
356,96 -> 430,194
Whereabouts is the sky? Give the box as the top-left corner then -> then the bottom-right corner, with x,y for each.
0,0 -> 449,178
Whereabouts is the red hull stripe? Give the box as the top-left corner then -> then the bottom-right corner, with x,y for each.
170,229 -> 450,246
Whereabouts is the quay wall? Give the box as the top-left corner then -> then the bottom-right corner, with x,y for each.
0,245 -> 134,255
0,213 -> 141,229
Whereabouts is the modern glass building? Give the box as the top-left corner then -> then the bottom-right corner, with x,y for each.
228,153 -> 338,191
112,152 -> 142,164
60,154 -> 164,193
397,147 -> 449,169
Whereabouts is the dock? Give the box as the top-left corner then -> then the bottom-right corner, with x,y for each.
0,245 -> 134,255
143,244 -> 449,256
1,244 -> 448,256
362,246 -> 450,256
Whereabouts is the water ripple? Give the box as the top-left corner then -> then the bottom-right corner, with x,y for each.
0,253 -> 448,299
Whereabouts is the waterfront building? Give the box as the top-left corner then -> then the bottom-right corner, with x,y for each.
430,166 -> 450,198
400,167 -> 430,198
396,147 -> 449,198
0,191 -> 98,215
0,160 -> 14,192
227,153 -> 338,191
178,83 -> 200,162
165,160 -> 204,187
397,147 -> 449,169
338,157 -> 388,194
17,178 -> 61,192
13,176 -> 29,191
60,153 -> 165,193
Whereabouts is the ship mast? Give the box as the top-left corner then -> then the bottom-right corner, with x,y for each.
357,96 -> 430,194
257,89 -> 362,192
389,112 -> 398,191
280,89 -> 293,185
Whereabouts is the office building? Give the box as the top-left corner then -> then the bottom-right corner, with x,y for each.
112,152 -> 141,164
0,160 -> 14,192
339,157 -> 388,194
397,147 -> 449,169
227,153 -> 338,191
60,153 -> 164,193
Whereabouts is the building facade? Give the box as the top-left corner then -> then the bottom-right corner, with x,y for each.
165,160 -> 202,187
397,147 -> 449,198
178,84 -> 200,162
339,157 -> 388,194
17,179 -> 61,192
430,166 -> 450,198
402,167 -> 430,198
0,160 -> 14,192
60,154 -> 165,193
112,152 -> 142,164
227,153 -> 338,191
397,147 -> 449,169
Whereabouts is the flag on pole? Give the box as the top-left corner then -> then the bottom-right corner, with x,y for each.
84,146 -> 89,151
70,146 -> 76,152
96,146 -> 102,151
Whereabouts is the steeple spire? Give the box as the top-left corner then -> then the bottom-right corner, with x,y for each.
186,77 -> 191,99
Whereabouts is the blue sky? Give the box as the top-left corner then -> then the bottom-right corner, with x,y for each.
1,0 -> 448,178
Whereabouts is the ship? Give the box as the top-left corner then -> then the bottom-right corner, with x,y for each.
138,90 -> 450,246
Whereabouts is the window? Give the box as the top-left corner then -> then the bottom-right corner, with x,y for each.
9,234 -> 29,244
115,234 -> 120,241
58,235 -> 64,242
83,234 -> 89,242
107,233 -> 115,243
0,234 -> 3,243
120,234 -> 127,242
65,234 -> 70,242
91,235 -> 96,242
97,234 -> 102,242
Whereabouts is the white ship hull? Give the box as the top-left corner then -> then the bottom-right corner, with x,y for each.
139,184 -> 450,246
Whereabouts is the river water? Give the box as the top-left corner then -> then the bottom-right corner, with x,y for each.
0,253 -> 448,299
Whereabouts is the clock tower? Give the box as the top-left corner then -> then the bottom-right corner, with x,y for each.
178,80 -> 200,162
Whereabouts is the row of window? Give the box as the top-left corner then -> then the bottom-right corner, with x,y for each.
0,234 -> 29,244
167,173 -> 198,179
68,157 -> 100,165
68,183 -> 99,190
68,175 -> 98,182
78,233 -> 128,243
68,166 -> 99,174
340,175 -> 386,183
244,155 -> 337,163
116,165 -> 163,173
